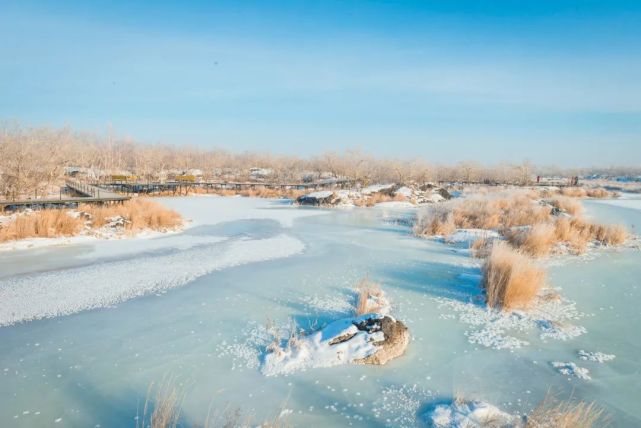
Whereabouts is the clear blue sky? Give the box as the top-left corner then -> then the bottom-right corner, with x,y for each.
1,0 -> 640,166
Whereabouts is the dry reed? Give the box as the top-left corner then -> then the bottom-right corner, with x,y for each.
0,210 -> 83,242
507,223 -> 557,257
482,242 -> 545,311
549,197 -> 583,216
81,199 -> 182,232
355,277 -> 384,315
526,393 -> 606,428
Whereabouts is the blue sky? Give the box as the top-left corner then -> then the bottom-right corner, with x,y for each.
1,0 -> 640,166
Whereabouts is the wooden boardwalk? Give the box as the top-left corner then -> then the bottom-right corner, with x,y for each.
0,180 -> 130,212
101,179 -> 354,194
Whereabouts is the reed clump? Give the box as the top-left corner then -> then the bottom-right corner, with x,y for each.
526,394 -> 605,428
81,199 -> 182,232
415,191 -> 628,256
415,193 -> 552,237
355,277 -> 385,315
0,210 -> 83,242
549,196 -> 583,216
558,187 -> 613,199
506,223 -> 557,257
482,242 -> 545,311
414,205 -> 457,236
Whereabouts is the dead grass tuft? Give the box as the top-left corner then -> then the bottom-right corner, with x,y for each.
470,238 -> 493,258
415,193 -> 553,238
414,205 -> 456,236
482,242 -> 545,311
0,210 -> 83,242
549,197 -> 583,216
82,199 -> 182,233
526,393 -> 606,428
355,276 -> 384,315
507,223 -> 557,257
137,377 -> 184,428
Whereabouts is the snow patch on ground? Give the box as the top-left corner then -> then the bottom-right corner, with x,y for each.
578,350 -> 616,363
305,190 -> 333,199
375,201 -> 416,209
435,295 -> 586,351
362,184 -> 395,195
0,234 -> 305,326
445,229 -> 501,245
372,384 -> 433,428
551,361 -> 591,380
426,400 -> 518,428
262,314 -> 384,376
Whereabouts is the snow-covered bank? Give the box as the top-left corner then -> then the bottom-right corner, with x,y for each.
0,234 -> 304,327
295,183 -> 451,207
0,226 -> 186,253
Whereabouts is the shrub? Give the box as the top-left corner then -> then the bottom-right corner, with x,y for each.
482,242 -> 545,311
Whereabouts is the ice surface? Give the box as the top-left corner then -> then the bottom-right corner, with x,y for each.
0,234 -> 304,326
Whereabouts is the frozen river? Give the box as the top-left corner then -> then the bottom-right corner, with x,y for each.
1,196 -> 640,427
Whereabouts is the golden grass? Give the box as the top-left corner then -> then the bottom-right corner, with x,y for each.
416,191 -> 628,256
0,210 -> 83,242
559,187 -> 613,199
415,193 -> 552,237
507,223 -> 557,257
414,205 -> 456,236
355,276 -> 384,315
526,394 -> 606,428
586,188 -> 611,198
137,377 -> 184,428
470,238 -> 493,258
549,196 -> 583,216
482,242 -> 545,311
81,199 -> 182,232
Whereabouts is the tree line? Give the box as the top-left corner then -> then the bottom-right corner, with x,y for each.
1,123 -> 638,200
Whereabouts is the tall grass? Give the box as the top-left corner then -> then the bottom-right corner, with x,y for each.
415,193 -> 552,237
506,223 -> 557,257
482,242 -> 545,311
355,277 -> 384,315
558,187 -> 614,199
414,204 -> 456,236
82,199 -> 182,232
526,394 -> 606,428
0,199 -> 182,243
549,197 -> 583,216
0,210 -> 83,242
138,379 -> 289,428
415,191 -> 629,256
